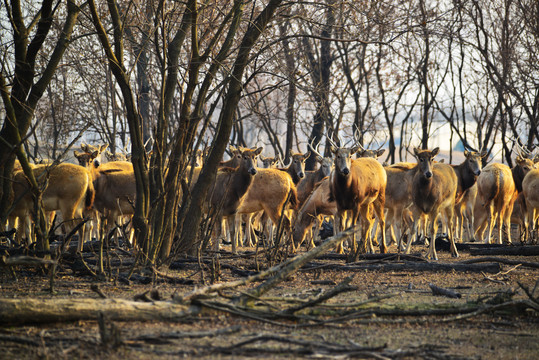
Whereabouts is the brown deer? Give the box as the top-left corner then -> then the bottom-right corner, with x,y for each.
523,167 -> 539,242
259,155 -> 280,169
74,150 -> 135,245
240,152 -> 280,247
278,151 -> 310,185
451,150 -> 486,242
405,148 -> 458,260
328,139 -> 387,255
297,142 -> 333,206
475,156 -> 535,244
10,163 -> 95,251
206,146 -> 262,253
383,163 -> 416,249
292,177 -> 337,248
234,166 -> 299,251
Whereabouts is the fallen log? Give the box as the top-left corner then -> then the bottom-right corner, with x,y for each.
469,245 -> 539,256
458,257 -> 539,269
0,298 -> 195,326
304,261 -> 502,273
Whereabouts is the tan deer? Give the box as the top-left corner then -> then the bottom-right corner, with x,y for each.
328,138 -> 387,255
474,156 -> 535,244
405,148 -> 458,260
10,163 -> 94,251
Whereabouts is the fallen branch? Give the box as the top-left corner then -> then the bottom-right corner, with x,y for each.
283,276 -> 356,314
458,256 -> 539,269
429,284 -> 462,299
0,298 -> 195,326
307,261 -> 502,273
175,227 -> 357,304
1,255 -> 56,267
469,245 -> 539,256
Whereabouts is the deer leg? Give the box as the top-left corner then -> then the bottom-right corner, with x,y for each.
427,213 -> 440,261
373,198 -> 387,254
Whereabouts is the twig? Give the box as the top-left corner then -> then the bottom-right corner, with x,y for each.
90,284 -> 107,299
459,256 -> 539,269
283,276 -> 356,314
429,283 -> 462,299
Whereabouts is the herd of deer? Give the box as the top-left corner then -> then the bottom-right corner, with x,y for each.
5,138 -> 539,259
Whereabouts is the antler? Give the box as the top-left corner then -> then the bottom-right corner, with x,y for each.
375,135 -> 388,151
308,139 -> 324,159
352,128 -> 366,151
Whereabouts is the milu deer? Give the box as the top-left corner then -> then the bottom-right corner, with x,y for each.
297,142 -> 333,206
10,163 -> 95,251
292,176 -> 337,248
206,146 -> 262,253
383,163 -> 416,249
234,166 -> 299,251
74,150 -> 135,245
523,167 -> 539,242
328,139 -> 387,255
474,156 -> 535,244
405,148 -> 458,260
451,150 -> 486,242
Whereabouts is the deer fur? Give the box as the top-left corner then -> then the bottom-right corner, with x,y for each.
329,144 -> 387,254
234,167 -> 298,251
10,163 -> 94,251
474,156 -> 535,244
206,147 -> 262,253
523,168 -> 539,242
405,148 -> 458,260
451,150 -> 485,242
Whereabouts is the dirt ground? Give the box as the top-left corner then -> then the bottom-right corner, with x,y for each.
1,239 -> 539,360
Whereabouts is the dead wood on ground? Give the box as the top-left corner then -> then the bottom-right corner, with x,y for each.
469,245 -> 539,256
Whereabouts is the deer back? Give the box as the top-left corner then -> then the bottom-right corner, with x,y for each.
238,168 -> 298,215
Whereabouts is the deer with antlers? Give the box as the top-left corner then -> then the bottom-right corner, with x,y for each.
206,147 -> 262,253
328,136 -> 387,255
404,147 -> 458,260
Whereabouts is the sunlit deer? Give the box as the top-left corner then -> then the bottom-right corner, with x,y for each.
405,148 -> 458,260
10,163 -> 95,251
234,165 -> 298,251
328,138 -> 387,255
475,156 -> 535,244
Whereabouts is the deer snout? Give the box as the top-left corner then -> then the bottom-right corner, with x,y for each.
342,168 -> 350,175
249,168 -> 258,175
299,172 -> 305,178
474,169 -> 481,176
425,171 -> 433,179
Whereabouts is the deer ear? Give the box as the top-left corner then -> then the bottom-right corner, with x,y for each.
350,146 -> 360,155
377,149 -> 386,157
316,155 -> 324,163
432,147 -> 440,157
74,150 -> 81,157
413,147 -> 421,157
330,146 -> 337,154
254,147 -> 263,156
100,144 -> 109,152
464,150 -> 470,157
